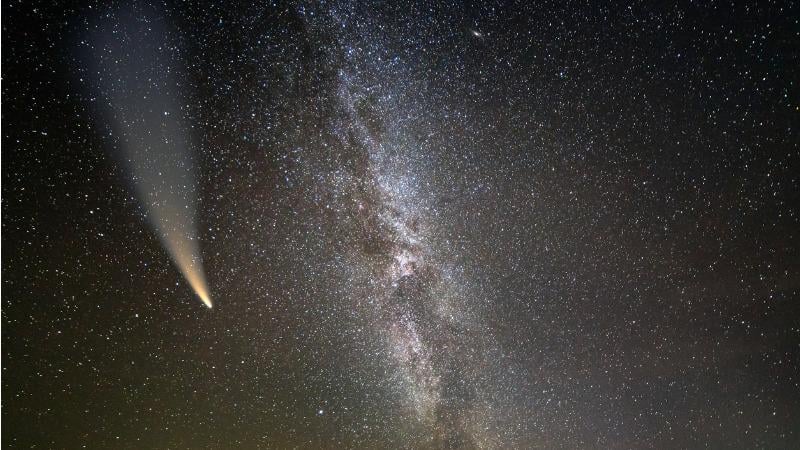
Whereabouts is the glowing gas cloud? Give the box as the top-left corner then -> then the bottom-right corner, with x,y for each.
88,6 -> 212,308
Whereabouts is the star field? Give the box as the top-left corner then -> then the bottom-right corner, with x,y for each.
3,1 -> 800,448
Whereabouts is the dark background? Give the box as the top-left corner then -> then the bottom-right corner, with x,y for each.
3,1 -> 799,448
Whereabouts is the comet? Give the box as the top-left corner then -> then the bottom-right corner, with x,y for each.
86,5 -> 213,308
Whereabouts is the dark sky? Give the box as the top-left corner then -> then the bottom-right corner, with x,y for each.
3,1 -> 799,448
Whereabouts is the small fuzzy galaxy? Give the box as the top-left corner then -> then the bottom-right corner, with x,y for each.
3,1 -> 799,448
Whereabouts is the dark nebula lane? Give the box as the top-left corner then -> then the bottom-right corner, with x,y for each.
3,1 -> 799,448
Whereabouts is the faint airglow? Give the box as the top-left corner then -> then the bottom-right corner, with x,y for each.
86,5 -> 213,308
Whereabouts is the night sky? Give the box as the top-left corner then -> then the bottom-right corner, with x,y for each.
3,1 -> 800,448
